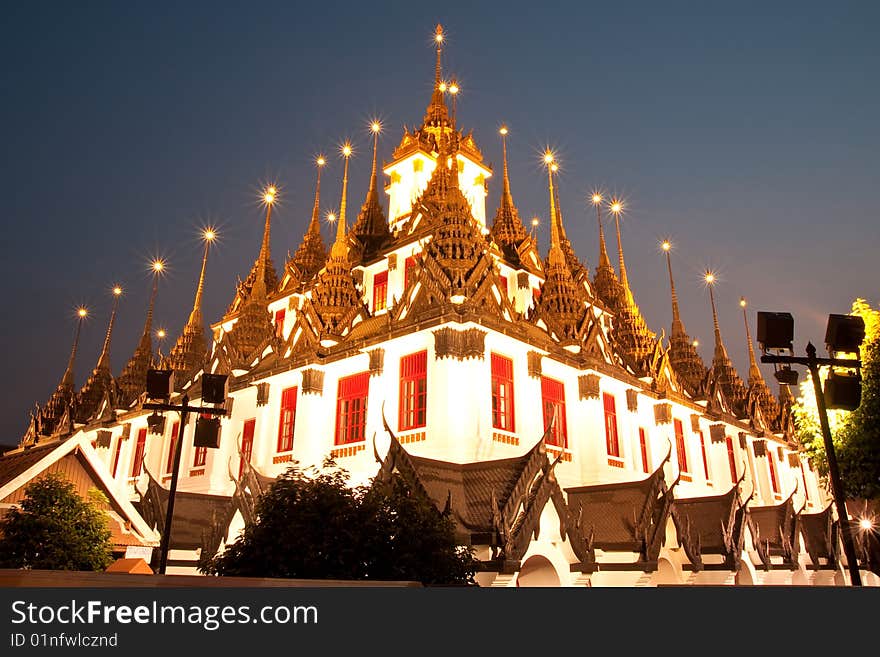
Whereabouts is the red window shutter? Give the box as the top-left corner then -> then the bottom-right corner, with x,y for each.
131,428 -> 147,477
639,427 -> 649,473
543,378 -> 568,448
373,270 -> 389,311
768,451 -> 780,495
500,275 -> 508,297
532,286 -> 541,301
674,419 -> 688,473
399,351 -> 428,431
490,353 -> 515,432
274,309 -> 286,338
603,393 -> 619,457
239,418 -> 256,478
277,386 -> 298,452
112,436 -> 124,478
335,372 -> 370,445
166,421 -> 180,474
193,445 -> 207,467
726,436 -> 737,483
698,430 -> 710,480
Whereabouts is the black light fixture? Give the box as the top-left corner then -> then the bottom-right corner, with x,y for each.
756,311 -> 794,351
773,366 -> 799,385
825,314 -> 865,355
201,372 -> 229,405
825,370 -> 862,411
193,415 -> 221,449
146,369 -> 175,400
146,411 -> 166,435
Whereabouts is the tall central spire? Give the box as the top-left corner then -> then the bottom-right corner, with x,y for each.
704,274 -> 748,416
96,285 -> 123,372
593,193 -> 612,270
118,262 -> 163,406
189,234 -> 212,329
545,154 -> 564,268
610,199 -> 630,291
331,143 -> 352,258
663,242 -> 683,332
61,308 -> 87,390
75,286 -> 123,424
351,123 -> 390,264
661,242 -> 706,396
740,296 -> 781,429
489,126 -> 528,249
423,24 -> 450,128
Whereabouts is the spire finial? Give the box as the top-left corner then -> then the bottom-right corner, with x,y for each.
144,259 -> 163,338
60,307 -> 88,388
258,185 -> 277,267
424,25 -> 450,127
309,156 -> 326,236
544,151 -> 564,266
661,241 -> 682,328
705,271 -> 726,358
592,192 -> 612,269
331,143 -> 352,256
96,285 -> 123,371
188,229 -> 215,327
434,24 -> 444,86
500,125 -> 514,204
610,198 -> 628,288
369,122 -> 381,197
740,296 -> 762,381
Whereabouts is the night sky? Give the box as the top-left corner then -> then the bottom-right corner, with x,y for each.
2,2 -> 878,444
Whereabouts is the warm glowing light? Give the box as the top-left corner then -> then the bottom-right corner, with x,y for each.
371,121 -> 382,134
543,151 -> 555,165
156,329 -> 166,339
531,217 -> 540,227
341,142 -> 353,157
434,25 -> 444,43
77,307 -> 88,318
316,156 -> 326,166
263,185 -> 277,205
438,81 -> 447,93
693,339 -> 700,348
499,126 -> 508,136
112,285 -> 123,297
550,163 -> 558,173
591,193 -> 603,205
661,240 -> 672,252
449,82 -> 459,95
610,199 -> 623,215
705,272 -> 716,284
151,259 -> 165,273
203,229 -> 216,242
740,297 -> 747,308
327,212 -> 337,223
859,518 -> 874,531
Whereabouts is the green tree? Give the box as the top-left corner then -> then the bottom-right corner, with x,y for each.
0,473 -> 113,571
793,298 -> 880,499
201,459 -> 477,585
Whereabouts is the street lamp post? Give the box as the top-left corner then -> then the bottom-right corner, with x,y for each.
758,312 -> 865,586
143,370 -> 228,575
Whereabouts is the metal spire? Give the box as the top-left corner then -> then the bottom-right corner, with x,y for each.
95,286 -> 122,371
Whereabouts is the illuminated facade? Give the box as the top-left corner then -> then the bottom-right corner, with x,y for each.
7,25 -> 879,587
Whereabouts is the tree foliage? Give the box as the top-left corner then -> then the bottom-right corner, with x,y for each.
201,459 -> 478,585
0,473 -> 113,571
793,298 -> 880,499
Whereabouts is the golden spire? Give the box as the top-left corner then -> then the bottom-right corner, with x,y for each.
188,230 -> 214,328
592,193 -> 612,269
60,308 -> 88,390
704,273 -> 748,415
350,123 -> 390,262
544,151 -> 564,266
662,241 -> 683,331
309,157 -> 326,234
95,285 -> 123,371
490,126 -> 529,248
423,24 -> 450,127
610,198 -> 629,289
330,143 -> 353,258
705,272 -> 725,358
740,297 -> 763,383
117,262 -> 163,405
257,185 -> 276,274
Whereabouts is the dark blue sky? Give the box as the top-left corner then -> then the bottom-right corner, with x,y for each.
2,1 -> 878,443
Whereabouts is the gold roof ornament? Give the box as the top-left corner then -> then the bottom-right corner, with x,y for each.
592,191 -> 620,308
740,296 -> 781,430
703,273 -> 748,416
165,231 -> 213,385
310,144 -> 366,337
75,286 -> 123,424
226,186 -> 280,315
117,263 -> 163,407
422,24 -> 451,131
287,157 -> 329,284
350,122 -> 391,263
662,242 -> 707,396
489,125 -> 529,249
36,307 -> 88,438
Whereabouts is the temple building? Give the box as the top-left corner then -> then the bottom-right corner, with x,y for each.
4,25 -> 878,587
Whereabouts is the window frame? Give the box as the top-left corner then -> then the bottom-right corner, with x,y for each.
542,377 -> 568,449
490,353 -> 515,432
240,418 -> 256,478
165,420 -> 180,474
399,351 -> 427,431
373,270 -> 389,312
603,392 -> 620,458
131,428 -> 147,477
674,418 -> 689,474
277,386 -> 298,453
335,372 -> 370,445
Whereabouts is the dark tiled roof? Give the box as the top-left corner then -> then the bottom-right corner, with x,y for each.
799,504 -> 838,566
671,486 -> 741,554
0,443 -> 59,488
406,450 -> 536,535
